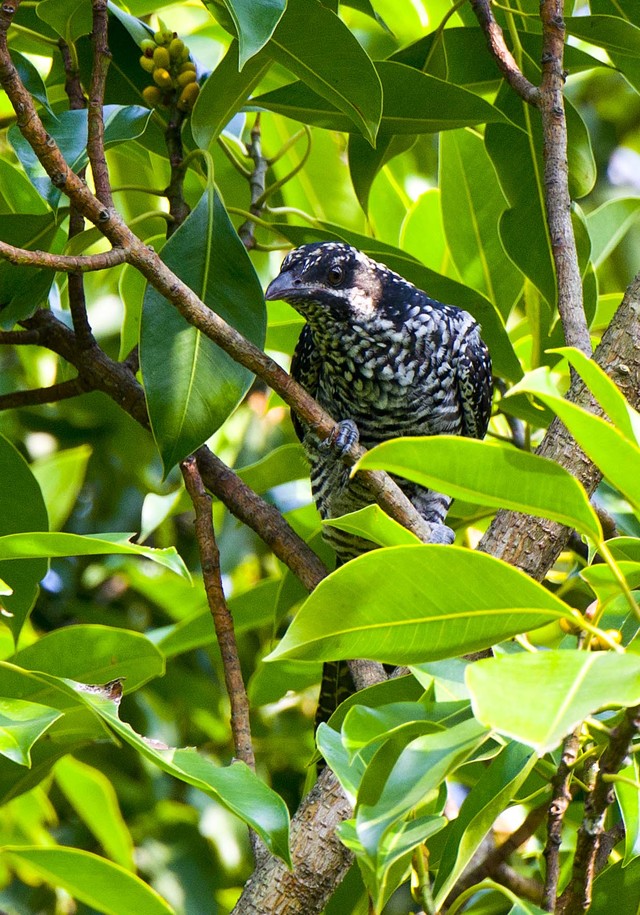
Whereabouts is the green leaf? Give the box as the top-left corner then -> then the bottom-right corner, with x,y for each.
323,505 -> 420,548
548,346 -> 640,442
37,0 -> 92,42
355,718 -> 488,862
586,197 -> 640,268
265,0 -> 382,144
3,847 -> 174,915
31,445 -> 92,531
0,434 -> 48,641
266,545 -> 571,665
566,15 -> 640,55
192,41 -> 271,148
432,742 -> 537,907
10,50 -> 51,114
0,532 -> 190,580
14,625 -> 165,694
508,369 -> 640,512
348,133 -> 416,213
467,651 -> 640,753
221,0 -> 285,67
140,187 -> 266,472
615,758 -> 640,866
86,694 -> 292,865
485,84 -> 556,308
9,106 -> 152,208
55,756 -> 135,870
0,213 -> 62,326
439,128 -> 523,318
0,698 -> 61,766
355,436 -> 602,542
591,857 -> 640,915
400,189 -> 453,278
253,61 -> 506,137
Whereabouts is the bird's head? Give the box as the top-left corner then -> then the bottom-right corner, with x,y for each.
265,242 -> 392,328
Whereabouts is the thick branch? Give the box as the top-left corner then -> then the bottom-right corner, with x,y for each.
468,0 -> 540,104
539,0 -> 591,357
181,456 -> 255,771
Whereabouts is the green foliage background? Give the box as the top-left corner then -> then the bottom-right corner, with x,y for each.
1,0 -> 640,913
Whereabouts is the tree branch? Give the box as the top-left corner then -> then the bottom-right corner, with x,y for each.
87,0 -> 113,208
542,727 -> 581,910
0,377 -> 87,411
539,0 -> 591,357
558,705 -> 640,915
0,242 -> 126,273
468,0 -> 540,105
239,114 -> 269,250
181,456 -> 255,771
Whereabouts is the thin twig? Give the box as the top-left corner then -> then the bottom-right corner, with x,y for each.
468,0 -> 540,104
181,456 -> 256,770
239,114 -> 269,250
0,377 -> 86,411
539,0 -> 591,357
558,705 -> 640,915
0,240 -> 126,273
87,0 -> 113,208
163,105 -> 190,234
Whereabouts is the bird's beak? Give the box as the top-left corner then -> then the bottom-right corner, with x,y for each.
265,270 -> 295,301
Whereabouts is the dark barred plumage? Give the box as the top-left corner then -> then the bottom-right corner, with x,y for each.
266,241 -> 492,723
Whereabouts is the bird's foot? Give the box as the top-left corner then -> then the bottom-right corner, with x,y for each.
428,522 -> 455,545
319,419 -> 360,457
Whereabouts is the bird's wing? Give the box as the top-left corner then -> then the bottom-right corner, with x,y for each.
290,324 -> 322,442
456,327 -> 493,440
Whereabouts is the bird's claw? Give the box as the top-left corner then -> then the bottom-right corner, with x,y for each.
319,419 -> 359,457
428,523 -> 455,545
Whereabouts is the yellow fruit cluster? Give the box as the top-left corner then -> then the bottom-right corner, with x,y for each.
139,30 -> 200,112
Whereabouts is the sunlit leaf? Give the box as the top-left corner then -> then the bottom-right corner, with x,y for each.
0,698 -> 61,766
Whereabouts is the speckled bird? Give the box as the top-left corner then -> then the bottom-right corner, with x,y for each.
265,241 -> 493,561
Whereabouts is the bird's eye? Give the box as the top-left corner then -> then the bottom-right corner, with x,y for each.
327,265 -> 344,286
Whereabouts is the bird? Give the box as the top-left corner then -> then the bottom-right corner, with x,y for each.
265,241 -> 493,721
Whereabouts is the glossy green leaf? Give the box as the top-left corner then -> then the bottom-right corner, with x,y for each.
14,625 -> 164,694
591,858 -> 640,915
348,133 -> 416,213
140,187 -> 266,472
267,546 -> 571,665
342,699 -> 469,757
440,128 -> 523,318
467,651 -> 640,753
356,436 -> 602,542
509,369 -> 640,511
485,84 -> 556,308
235,443 -> 309,493
566,15 -> 640,55
10,50 -> 51,114
0,698 -> 61,766
253,60 -> 505,137
324,505 -> 420,548
272,221 -> 522,382
55,756 -> 135,870
192,41 -> 271,148
86,694 -> 292,865
3,847 -> 174,915
0,158 -> 50,215
615,758 -> 640,866
356,718 -> 488,861
586,197 -> 640,268
432,742 -> 537,907
549,346 -> 640,442
10,106 -> 151,208
0,213 -> 62,326
400,189 -> 454,277
0,435 -> 48,641
37,0 -> 92,42
581,561 -> 640,609
0,532 -> 190,580
221,0 -> 285,67
31,445 -> 92,532
265,0 -> 382,143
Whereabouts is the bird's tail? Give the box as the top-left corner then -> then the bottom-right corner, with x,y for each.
314,660 -> 355,731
